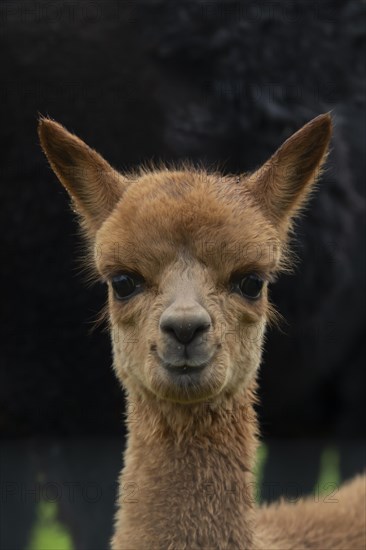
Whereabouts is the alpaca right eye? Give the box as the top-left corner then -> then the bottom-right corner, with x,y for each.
111,273 -> 144,300
238,274 -> 264,299
230,273 -> 264,300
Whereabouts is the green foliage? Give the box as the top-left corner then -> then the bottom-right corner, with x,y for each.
316,446 -> 341,495
254,443 -> 269,502
27,501 -> 73,550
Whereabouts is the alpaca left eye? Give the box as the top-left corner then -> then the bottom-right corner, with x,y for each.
232,274 -> 264,300
111,273 -> 144,300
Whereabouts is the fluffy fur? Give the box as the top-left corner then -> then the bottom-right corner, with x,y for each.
38,113 -> 365,549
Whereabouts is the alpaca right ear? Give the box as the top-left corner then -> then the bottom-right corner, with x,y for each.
247,113 -> 332,232
38,117 -> 126,238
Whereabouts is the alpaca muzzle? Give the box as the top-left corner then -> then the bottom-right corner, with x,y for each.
157,299 -> 216,372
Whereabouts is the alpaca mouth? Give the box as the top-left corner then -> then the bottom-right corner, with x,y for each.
150,349 -> 220,399
152,346 -> 215,377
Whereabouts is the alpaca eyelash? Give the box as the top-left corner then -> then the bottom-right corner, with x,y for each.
266,272 -> 278,284
98,266 -> 141,285
230,270 -> 274,285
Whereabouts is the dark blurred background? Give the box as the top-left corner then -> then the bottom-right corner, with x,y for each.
0,1 -> 365,549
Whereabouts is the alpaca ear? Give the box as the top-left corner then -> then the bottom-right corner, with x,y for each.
38,117 -> 126,237
247,113 -> 332,230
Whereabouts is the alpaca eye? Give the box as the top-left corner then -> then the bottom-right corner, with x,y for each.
111,273 -> 144,300
239,275 -> 264,299
232,274 -> 264,300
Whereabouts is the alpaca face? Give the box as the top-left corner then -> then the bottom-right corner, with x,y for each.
38,114 -> 332,403
95,170 -> 280,402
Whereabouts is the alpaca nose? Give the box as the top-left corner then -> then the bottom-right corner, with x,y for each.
160,307 -> 211,345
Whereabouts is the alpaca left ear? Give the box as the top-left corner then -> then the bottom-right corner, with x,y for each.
38,117 -> 126,239
247,113 -> 332,231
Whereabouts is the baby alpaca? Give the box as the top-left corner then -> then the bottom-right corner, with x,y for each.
39,114 -> 365,549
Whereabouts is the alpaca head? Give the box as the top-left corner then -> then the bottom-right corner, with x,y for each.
39,115 -> 331,405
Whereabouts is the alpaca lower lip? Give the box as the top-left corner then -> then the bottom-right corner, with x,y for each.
163,364 -> 207,376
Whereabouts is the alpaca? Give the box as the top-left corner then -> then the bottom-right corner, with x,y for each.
38,114 -> 365,549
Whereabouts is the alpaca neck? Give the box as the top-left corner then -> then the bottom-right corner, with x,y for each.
112,384 -> 259,550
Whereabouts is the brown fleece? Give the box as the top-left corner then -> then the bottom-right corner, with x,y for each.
38,113 -> 365,549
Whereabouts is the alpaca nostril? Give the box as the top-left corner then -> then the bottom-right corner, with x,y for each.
160,315 -> 211,345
